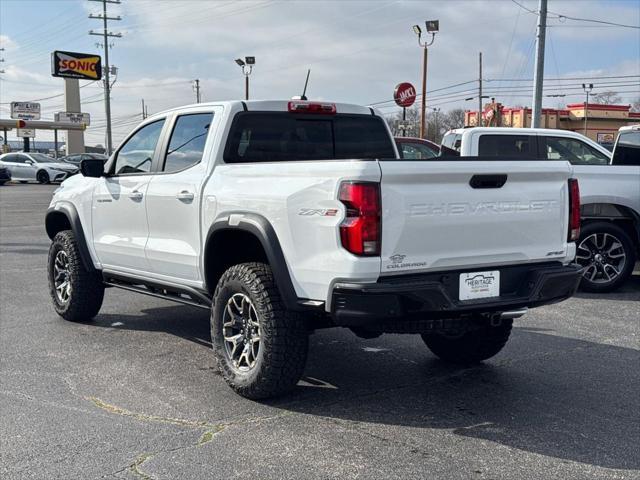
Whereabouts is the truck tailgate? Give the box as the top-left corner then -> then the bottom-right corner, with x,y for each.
379,160 -> 572,274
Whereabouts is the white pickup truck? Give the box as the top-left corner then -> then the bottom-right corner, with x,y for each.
45,101 -> 582,399
442,126 -> 639,292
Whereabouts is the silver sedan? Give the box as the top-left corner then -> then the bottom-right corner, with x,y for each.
0,152 -> 79,184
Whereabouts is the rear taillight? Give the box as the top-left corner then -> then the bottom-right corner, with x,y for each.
338,182 -> 381,256
568,178 -> 580,241
288,101 -> 336,114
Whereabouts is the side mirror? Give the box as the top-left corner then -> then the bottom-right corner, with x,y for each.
25,159 -> 34,165
80,158 -> 105,178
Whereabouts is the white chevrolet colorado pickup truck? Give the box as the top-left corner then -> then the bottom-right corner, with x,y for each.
46,101 -> 582,399
442,126 -> 639,292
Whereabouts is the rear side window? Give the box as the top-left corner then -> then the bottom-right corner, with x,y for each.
224,113 -> 395,162
397,141 -> 438,159
541,136 -> 610,165
440,132 -> 461,157
478,135 -> 537,159
2,154 -> 21,163
612,131 -> 640,166
163,113 -> 212,173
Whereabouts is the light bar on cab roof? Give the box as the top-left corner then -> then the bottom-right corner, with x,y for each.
288,101 -> 337,114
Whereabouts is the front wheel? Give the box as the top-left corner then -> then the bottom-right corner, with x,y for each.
37,170 -> 50,184
576,222 -> 636,293
421,319 -> 512,364
211,262 -> 308,399
48,230 -> 104,322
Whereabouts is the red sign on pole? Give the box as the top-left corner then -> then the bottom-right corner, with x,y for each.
394,82 -> 417,108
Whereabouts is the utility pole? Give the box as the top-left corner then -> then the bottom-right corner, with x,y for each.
531,0 -> 547,128
412,21 -> 439,139
193,79 -> 201,103
0,47 -> 5,74
141,99 -> 146,119
89,0 -> 122,155
582,83 -> 593,136
478,52 -> 483,127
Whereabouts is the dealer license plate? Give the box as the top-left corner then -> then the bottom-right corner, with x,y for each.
459,270 -> 500,301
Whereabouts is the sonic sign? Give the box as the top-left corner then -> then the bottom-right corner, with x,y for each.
51,51 -> 102,81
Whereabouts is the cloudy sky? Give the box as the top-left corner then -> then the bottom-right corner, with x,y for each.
1,0 -> 639,146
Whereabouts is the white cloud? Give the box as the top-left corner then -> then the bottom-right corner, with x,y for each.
1,0 -> 638,145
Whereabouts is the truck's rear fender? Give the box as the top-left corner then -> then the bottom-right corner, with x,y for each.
45,204 -> 96,273
204,161 -> 383,306
203,213 -> 306,311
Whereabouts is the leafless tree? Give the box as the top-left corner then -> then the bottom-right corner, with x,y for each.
630,97 -> 640,112
592,91 -> 622,105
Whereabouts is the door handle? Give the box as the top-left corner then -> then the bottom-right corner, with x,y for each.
129,190 -> 144,200
176,190 -> 195,201
469,174 -> 508,189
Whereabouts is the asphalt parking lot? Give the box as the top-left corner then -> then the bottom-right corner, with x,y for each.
1,183 -> 639,480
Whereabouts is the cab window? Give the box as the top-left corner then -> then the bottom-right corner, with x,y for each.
113,119 -> 165,175
478,135 -> 537,159
541,137 -> 610,165
163,113 -> 212,173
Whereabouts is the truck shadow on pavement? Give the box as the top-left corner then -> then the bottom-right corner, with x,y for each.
278,328 -> 640,472
92,306 -> 639,471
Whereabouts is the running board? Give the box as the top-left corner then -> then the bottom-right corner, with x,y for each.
102,270 -> 211,310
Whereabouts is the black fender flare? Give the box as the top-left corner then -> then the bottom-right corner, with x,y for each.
45,204 -> 96,273
204,213 -> 304,311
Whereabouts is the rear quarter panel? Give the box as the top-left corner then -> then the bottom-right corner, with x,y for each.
203,160 -> 382,302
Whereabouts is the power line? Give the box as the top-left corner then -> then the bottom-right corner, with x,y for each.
0,81 -> 98,104
488,74 -> 640,82
510,0 -> 640,29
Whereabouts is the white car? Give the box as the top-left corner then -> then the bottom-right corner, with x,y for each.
0,152 -> 79,184
45,100 -> 582,399
441,127 -> 639,292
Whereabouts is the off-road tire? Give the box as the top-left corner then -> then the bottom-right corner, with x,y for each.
421,319 -> 513,364
48,230 -> 104,322
211,262 -> 308,399
577,221 -> 636,293
37,170 -> 50,184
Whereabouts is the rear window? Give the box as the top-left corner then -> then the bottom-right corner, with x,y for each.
224,113 -> 395,163
478,135 -> 537,159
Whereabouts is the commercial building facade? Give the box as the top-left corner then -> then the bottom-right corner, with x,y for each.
465,103 -> 640,148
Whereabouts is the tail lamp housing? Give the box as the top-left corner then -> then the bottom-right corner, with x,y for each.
568,178 -> 580,241
338,182 -> 381,256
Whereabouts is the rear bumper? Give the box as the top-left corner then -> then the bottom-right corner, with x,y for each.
331,262 -> 582,327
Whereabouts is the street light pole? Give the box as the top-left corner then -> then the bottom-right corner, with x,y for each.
235,57 -> 255,101
421,46 -> 428,139
413,21 -> 438,139
582,83 -> 593,136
